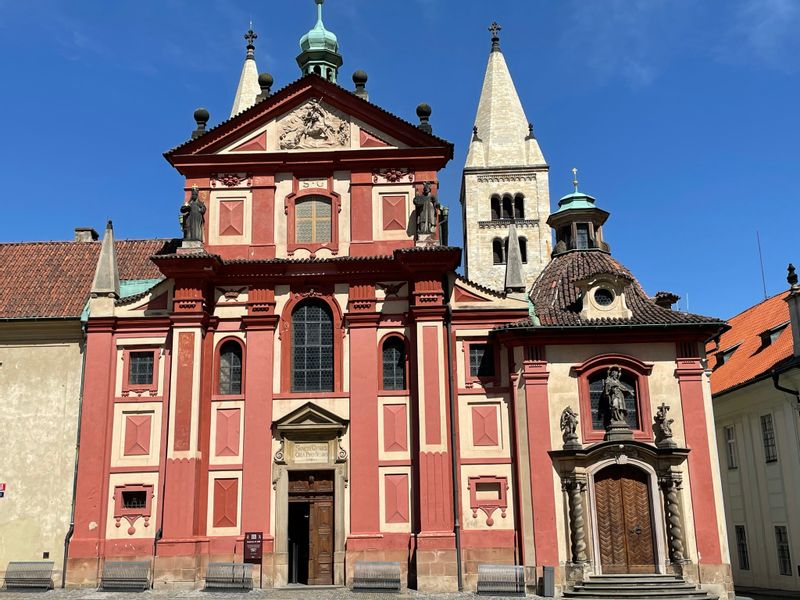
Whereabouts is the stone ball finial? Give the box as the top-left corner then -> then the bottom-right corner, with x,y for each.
194,107 -> 209,126
416,103 -> 433,134
353,70 -> 368,86
259,72 -> 273,89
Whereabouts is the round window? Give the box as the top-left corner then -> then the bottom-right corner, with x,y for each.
594,288 -> 615,306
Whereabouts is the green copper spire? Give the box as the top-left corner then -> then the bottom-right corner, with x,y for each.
297,0 -> 343,82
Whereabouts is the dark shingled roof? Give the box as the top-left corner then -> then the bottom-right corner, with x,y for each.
499,249 -> 723,330
0,239 -> 173,319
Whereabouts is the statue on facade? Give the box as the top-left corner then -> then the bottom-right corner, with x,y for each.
180,186 -> 206,242
413,181 -> 439,235
654,403 -> 677,448
560,406 -> 581,450
602,366 -> 633,426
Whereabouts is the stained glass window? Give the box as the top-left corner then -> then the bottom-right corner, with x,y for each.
129,352 -> 154,385
589,369 -> 639,430
292,301 -> 334,392
295,196 -> 331,244
382,337 -> 406,390
219,341 -> 242,395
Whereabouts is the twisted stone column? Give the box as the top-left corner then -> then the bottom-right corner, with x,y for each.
660,474 -> 686,563
563,475 -> 588,564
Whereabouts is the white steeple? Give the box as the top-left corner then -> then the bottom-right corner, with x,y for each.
89,221 -> 119,317
230,28 -> 261,117
460,23 -> 552,292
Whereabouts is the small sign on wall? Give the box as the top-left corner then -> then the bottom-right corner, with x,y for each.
0,483 -> 6,498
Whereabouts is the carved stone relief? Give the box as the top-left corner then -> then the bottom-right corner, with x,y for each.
279,98 -> 350,150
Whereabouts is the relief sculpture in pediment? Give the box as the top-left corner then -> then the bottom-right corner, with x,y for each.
279,98 -> 350,150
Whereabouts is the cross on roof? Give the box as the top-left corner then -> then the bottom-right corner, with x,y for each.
489,22 -> 502,50
244,28 -> 257,49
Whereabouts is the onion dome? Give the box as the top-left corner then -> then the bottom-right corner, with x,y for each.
297,0 -> 343,82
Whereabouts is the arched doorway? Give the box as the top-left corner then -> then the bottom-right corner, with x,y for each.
594,464 -> 656,574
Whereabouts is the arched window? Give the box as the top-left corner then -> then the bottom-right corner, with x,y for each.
292,301 -> 334,392
514,194 -> 524,219
490,195 -> 501,220
588,368 -> 640,430
218,341 -> 243,395
492,238 -> 505,264
502,194 -> 513,219
382,337 -> 406,390
519,237 -> 528,263
314,65 -> 321,76
295,196 -> 332,244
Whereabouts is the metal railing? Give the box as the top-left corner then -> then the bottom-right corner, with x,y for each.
476,563 -> 525,596
99,561 -> 150,592
3,561 -> 55,591
352,561 -> 401,592
204,562 -> 253,591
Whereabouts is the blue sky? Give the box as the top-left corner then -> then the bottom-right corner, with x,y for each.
0,0 -> 798,319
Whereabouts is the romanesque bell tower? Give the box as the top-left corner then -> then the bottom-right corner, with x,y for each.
461,24 -> 551,291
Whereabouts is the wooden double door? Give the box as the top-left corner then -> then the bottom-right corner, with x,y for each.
288,470 -> 334,585
594,465 -> 657,574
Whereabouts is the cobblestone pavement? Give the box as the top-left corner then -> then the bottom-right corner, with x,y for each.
0,590 -> 540,600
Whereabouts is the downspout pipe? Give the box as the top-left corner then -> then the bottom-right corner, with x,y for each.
443,275 -> 463,592
772,369 -> 800,404
153,346 -> 172,588
62,321 -> 88,589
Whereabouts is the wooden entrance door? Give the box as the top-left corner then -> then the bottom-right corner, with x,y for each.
594,465 -> 656,574
288,470 -> 334,585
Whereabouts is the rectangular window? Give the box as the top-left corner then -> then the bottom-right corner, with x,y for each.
121,490 -> 148,510
735,525 -> 750,571
469,344 -> 495,378
295,196 -> 331,244
761,414 -> 778,463
128,351 -> 155,385
724,425 -> 738,469
576,223 -> 590,249
775,526 -> 792,576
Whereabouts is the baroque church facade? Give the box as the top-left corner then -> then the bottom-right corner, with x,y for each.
0,2 -> 733,597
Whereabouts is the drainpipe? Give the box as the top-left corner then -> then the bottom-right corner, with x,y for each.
772,369 -> 800,404
62,322 -> 88,589
443,275 -> 463,592
152,346 -> 172,588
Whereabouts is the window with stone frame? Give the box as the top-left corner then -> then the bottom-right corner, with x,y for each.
292,300 -> 334,393
295,196 -> 331,244
761,413 -> 778,463
519,237 -> 528,263
723,425 -> 738,469
468,343 -> 495,379
218,340 -> 243,395
492,238 -> 505,264
490,195 -> 501,220
588,368 -> 640,431
775,526 -> 792,576
513,193 -> 524,219
129,351 -> 155,386
381,336 -> 407,391
735,525 -> 750,571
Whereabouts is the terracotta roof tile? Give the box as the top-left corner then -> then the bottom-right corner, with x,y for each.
0,239 -> 172,319
706,290 -> 794,395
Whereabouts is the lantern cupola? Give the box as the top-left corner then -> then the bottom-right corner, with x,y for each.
548,169 -> 610,256
297,0 -> 342,82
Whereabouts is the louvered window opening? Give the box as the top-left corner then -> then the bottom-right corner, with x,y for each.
735,525 -> 750,571
469,344 -> 495,378
296,196 -> 332,243
382,338 -> 406,390
760,414 -> 778,463
219,342 -> 242,395
589,371 -> 639,430
292,301 -> 334,393
129,352 -> 154,385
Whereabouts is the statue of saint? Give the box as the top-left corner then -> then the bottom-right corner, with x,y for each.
413,182 -> 439,235
180,186 -> 206,242
602,366 -> 634,426
560,406 -> 580,448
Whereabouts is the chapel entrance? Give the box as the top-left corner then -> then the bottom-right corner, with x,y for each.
287,470 -> 334,585
594,465 -> 656,574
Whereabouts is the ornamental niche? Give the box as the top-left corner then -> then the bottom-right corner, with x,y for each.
279,98 -> 350,150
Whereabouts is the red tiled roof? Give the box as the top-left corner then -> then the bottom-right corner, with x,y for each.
706,290 -> 794,396
0,239 -> 170,319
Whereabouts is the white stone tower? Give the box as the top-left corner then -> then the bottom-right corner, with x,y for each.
460,23 -> 551,291
230,27 -> 261,117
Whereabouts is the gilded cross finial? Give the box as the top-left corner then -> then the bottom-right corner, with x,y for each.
572,167 -> 579,193
489,22 -> 502,51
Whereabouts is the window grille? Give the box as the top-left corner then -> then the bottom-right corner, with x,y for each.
589,369 -> 639,430
469,344 -> 495,378
129,352 -> 154,385
219,341 -> 242,395
761,414 -> 778,462
775,526 -> 792,576
382,338 -> 406,390
121,490 -> 147,510
295,196 -> 332,243
292,301 -> 334,392
735,525 -> 750,571
724,425 -> 738,469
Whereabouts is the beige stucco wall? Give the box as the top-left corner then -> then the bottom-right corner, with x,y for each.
714,374 -> 800,591
0,321 -> 84,583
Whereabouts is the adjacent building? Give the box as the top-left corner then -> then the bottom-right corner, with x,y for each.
709,268 -> 800,593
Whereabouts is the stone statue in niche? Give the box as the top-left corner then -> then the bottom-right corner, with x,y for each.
279,98 -> 350,150
180,186 -> 206,242
560,406 -> 581,449
654,403 -> 677,448
602,366 -> 634,427
413,181 -> 440,235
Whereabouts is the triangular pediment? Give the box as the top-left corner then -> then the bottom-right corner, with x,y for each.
274,402 -> 348,435
165,74 -> 452,161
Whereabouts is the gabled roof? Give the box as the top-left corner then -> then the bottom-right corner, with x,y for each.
707,290 -> 795,396
0,239 -> 173,319
165,73 -> 452,161
496,249 -> 723,331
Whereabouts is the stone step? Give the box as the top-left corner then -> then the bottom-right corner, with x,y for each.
564,592 -> 715,600
576,582 -> 699,591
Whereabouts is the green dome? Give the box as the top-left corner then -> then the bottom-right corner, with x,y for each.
554,191 -> 598,214
299,0 -> 338,53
